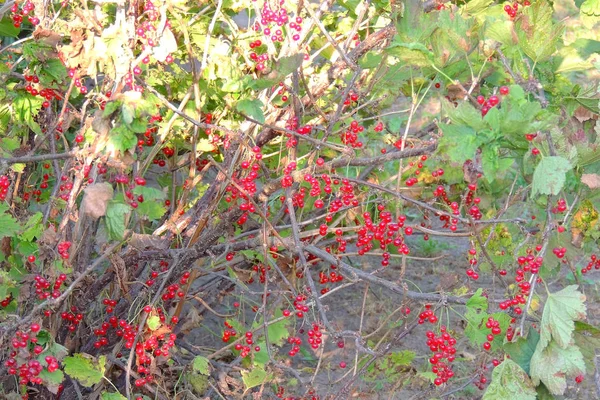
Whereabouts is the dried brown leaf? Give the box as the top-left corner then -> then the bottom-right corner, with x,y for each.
581,173 -> 600,189
574,106 -> 594,123
82,182 -> 114,219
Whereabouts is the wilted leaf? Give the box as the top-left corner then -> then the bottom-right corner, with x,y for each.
82,183 -> 114,219
581,173 -> 600,189
530,341 -> 585,395
482,359 -> 536,400
130,233 -> 170,250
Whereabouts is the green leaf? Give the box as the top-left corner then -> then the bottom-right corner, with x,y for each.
438,124 -> 478,163
464,290 -> 511,349
101,393 -> 127,400
132,186 -> 166,202
536,383 -> 557,400
40,59 -> 67,82
555,39 -> 600,73
267,311 -> 291,346
20,212 -> 43,242
63,354 -> 106,387
252,341 -> 269,366
530,341 -> 585,395
538,285 -> 587,350
276,54 -> 305,76
39,369 -> 65,394
147,315 -> 161,331
11,163 -> 25,173
236,99 -> 265,124
103,101 -> 121,116
0,137 -> 20,152
574,321 -> 600,373
387,42 -> 434,67
482,359 -> 537,400
0,18 -> 20,37
192,356 -> 211,375
122,101 -> 135,124
447,101 -> 487,131
503,328 -> 540,374
241,366 -> 269,389
580,0 -> 600,15
482,146 -> 513,183
486,19 -> 515,44
466,288 -> 487,309
105,201 -> 130,240
136,201 -> 167,220
13,92 -> 43,134
0,204 -> 21,240
531,156 -> 572,197
109,124 -> 137,153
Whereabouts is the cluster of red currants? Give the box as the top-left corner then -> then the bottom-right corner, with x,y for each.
133,332 -> 178,386
24,75 -> 61,108
551,198 -> 568,214
61,306 -> 84,332
57,240 -> 71,259
341,120 -> 365,148
481,317 -> 502,351
343,91 -> 360,107
10,1 -> 39,28
0,175 -> 10,201
221,320 -> 238,343
466,248 -> 480,280
503,1 -> 530,19
285,335 -> 302,356
6,324 -> 58,386
418,304 -> 439,324
355,210 -> 411,261
425,326 -> 456,386
284,116 -> 313,148
292,294 -> 310,318
581,254 -> 600,274
102,298 -> 118,314
476,86 -> 509,116
34,273 -> 67,300
306,324 -> 324,350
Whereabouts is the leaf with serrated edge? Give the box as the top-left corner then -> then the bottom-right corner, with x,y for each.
530,341 -> 585,395
538,285 -> 586,350
147,315 -> 161,331
531,156 -> 572,197
192,356 -> 211,375
63,354 -> 106,387
241,366 -> 269,389
482,359 -> 536,400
